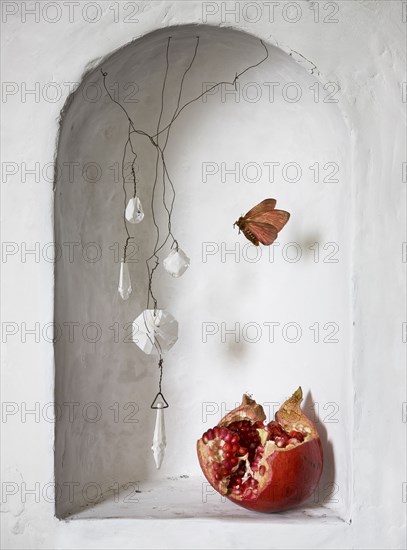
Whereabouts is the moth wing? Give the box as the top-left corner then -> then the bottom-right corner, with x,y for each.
246,221 -> 278,246
244,198 -> 276,219
251,209 -> 290,232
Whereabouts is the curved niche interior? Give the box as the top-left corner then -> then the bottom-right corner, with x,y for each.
54,24 -> 352,520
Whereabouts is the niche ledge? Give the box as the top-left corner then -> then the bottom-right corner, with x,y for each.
64,476 -> 346,523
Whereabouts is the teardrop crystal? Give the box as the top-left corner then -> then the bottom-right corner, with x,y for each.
118,261 -> 132,300
151,403 -> 166,469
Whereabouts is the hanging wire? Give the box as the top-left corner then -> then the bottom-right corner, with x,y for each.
127,122 -> 139,198
121,131 -> 132,261
145,36 -> 172,311
161,37 -> 200,250
101,38 -> 270,406
145,36 -> 200,298
151,357 -> 169,409
151,39 -> 269,140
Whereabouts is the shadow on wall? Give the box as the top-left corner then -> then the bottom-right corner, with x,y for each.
304,391 -> 336,507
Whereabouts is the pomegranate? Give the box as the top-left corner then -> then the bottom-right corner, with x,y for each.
197,387 -> 323,513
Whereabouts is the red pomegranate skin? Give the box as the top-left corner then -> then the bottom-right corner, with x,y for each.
229,438 -> 323,513
197,388 -> 323,513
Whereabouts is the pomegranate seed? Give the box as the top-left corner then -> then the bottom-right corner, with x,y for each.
232,443 -> 239,453
267,421 -> 288,441
237,446 -> 246,455
259,465 -> 266,476
235,477 -> 242,485
231,434 -> 239,444
214,427 -> 220,437
220,427 -> 228,439
213,462 -> 221,471
230,457 -> 238,467
223,442 -> 232,452
289,430 -> 304,442
275,436 -> 288,448
215,473 -> 222,481
202,433 -> 209,444
207,429 -> 214,440
224,431 -> 233,442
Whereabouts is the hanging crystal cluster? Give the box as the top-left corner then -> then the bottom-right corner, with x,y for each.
117,197 -> 191,470
110,39 -> 193,469
115,184 -> 189,471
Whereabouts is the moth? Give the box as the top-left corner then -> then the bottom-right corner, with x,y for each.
234,198 -> 290,246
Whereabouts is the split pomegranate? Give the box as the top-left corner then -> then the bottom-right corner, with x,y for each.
197,387 -> 323,513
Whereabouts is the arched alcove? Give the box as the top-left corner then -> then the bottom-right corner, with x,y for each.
54,24 -> 351,520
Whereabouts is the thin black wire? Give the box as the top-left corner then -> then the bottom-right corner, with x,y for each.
121,134 -> 132,260
145,36 -> 172,311
151,357 -> 168,409
162,37 -> 200,152
127,123 -> 138,198
161,36 -> 200,249
151,39 -> 269,140
158,357 -> 163,394
144,36 -> 200,265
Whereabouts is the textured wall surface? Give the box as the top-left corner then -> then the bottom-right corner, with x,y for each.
2,1 -> 406,548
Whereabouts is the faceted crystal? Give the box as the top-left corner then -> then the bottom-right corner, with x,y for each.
151,403 -> 166,469
132,309 -> 178,355
125,196 -> 144,224
163,248 -> 190,278
118,261 -> 132,300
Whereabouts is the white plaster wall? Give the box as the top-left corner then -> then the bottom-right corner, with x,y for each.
1,1 -> 406,548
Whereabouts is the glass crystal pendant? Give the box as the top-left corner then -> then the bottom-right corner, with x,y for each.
151,402 -> 166,469
163,248 -> 190,278
118,261 -> 132,300
132,309 -> 178,355
125,196 -> 144,224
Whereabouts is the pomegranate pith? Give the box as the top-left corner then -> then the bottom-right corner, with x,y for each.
197,387 -> 323,513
